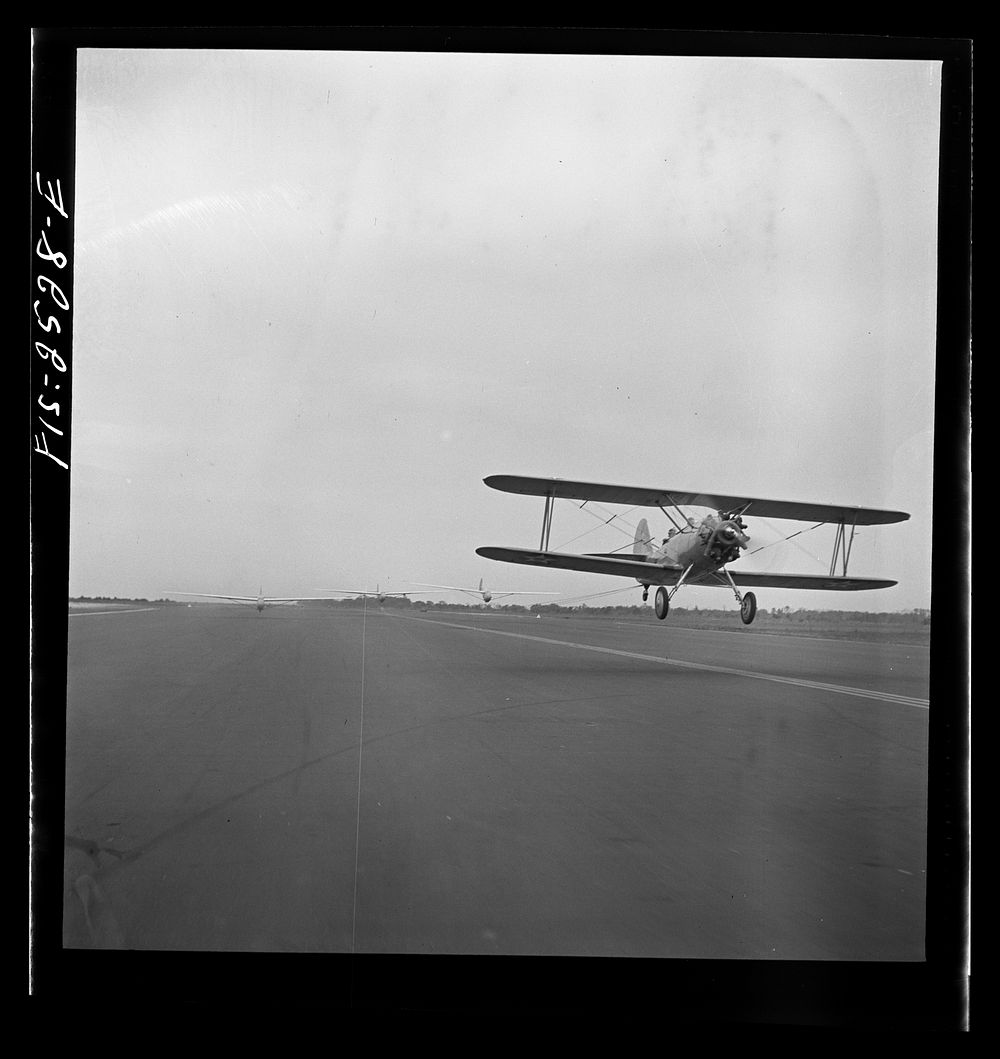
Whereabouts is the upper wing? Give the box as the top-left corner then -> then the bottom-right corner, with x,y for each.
484,475 -> 909,526
476,547 -> 685,584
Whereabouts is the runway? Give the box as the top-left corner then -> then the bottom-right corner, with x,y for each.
61,604 -> 929,961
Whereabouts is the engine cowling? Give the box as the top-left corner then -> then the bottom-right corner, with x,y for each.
708,519 -> 750,564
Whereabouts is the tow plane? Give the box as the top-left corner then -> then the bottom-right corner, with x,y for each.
409,578 -> 559,606
167,587 -> 352,614
476,475 -> 909,625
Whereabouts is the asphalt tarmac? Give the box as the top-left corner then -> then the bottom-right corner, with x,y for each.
61,604 -> 929,961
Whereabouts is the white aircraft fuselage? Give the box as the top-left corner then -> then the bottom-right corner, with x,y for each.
637,513 -> 751,584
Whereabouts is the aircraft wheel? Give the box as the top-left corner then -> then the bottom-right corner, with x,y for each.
740,591 -> 757,625
654,586 -> 670,620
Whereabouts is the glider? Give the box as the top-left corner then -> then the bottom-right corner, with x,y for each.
166,587 -> 353,614
315,584 -> 414,604
409,578 -> 558,605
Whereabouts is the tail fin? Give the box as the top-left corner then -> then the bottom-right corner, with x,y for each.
478,578 -> 484,591
634,518 -> 654,557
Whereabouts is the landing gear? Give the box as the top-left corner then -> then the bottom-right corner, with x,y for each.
720,566 -> 757,626
641,586 -> 649,602
654,585 -> 670,620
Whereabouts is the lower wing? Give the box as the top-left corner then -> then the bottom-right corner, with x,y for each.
689,571 -> 898,591
475,549 -> 896,591
475,547 -> 684,583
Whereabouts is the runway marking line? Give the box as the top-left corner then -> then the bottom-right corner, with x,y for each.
393,615 -> 930,710
351,594 -> 369,955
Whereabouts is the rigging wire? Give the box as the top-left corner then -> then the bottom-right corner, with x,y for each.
552,497 -> 696,553
546,498 -> 834,575
543,584 -> 643,607
747,518 -> 829,567
552,500 -> 644,551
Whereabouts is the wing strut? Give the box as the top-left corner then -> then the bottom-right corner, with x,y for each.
539,492 -> 555,551
658,504 -> 687,533
660,492 -> 690,530
829,514 -> 860,577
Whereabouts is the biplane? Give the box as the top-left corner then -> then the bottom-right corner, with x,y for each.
475,475 -> 909,625
409,578 -> 558,605
167,587 -> 355,614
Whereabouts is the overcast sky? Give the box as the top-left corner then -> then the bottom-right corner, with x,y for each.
67,48 -> 942,610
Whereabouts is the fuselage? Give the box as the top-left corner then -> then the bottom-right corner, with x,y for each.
641,513 -> 750,584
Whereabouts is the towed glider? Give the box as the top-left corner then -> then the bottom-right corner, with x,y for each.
316,584 -> 414,604
167,587 -> 354,614
476,475 -> 909,625
409,578 -> 558,605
